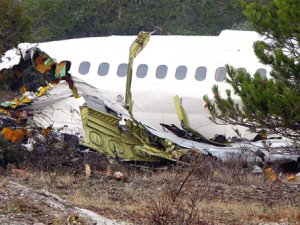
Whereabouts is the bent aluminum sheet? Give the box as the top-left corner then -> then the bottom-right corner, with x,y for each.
143,124 -> 300,161
23,77 -> 130,134
0,43 -> 37,70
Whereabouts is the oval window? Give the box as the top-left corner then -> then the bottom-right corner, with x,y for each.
195,66 -> 207,81
237,67 -> 247,73
215,67 -> 226,82
136,64 -> 148,78
98,62 -> 110,76
156,65 -> 168,79
256,68 -> 267,78
117,63 -> 128,77
175,66 -> 187,80
78,61 -> 90,75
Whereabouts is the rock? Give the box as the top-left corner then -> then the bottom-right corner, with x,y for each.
0,180 -> 129,225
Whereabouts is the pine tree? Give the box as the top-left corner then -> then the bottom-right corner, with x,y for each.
203,0 -> 300,141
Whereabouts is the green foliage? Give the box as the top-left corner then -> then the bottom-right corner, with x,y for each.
20,0 -> 246,42
0,0 -> 247,51
0,0 -> 31,55
204,0 -> 300,140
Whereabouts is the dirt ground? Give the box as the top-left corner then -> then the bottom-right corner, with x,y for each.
0,140 -> 300,225
0,179 -> 131,225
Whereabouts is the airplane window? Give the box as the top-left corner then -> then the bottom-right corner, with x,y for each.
256,68 -> 267,78
117,63 -> 128,77
195,66 -> 207,81
98,62 -> 110,76
136,64 -> 148,78
78,61 -> 90,75
237,67 -> 247,73
175,66 -> 187,80
156,65 -> 168,79
215,67 -> 227,82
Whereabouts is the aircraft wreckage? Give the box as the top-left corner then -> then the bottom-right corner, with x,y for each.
0,32 -> 299,164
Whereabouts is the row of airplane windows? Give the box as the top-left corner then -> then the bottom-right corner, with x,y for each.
78,61 -> 267,82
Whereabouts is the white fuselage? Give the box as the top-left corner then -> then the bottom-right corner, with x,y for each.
37,30 -> 269,138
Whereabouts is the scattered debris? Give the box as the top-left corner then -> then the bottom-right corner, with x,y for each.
173,95 -> 227,147
113,171 -> 124,180
252,130 -> 268,142
1,127 -> 27,143
264,167 -> 278,182
277,157 -> 300,174
85,164 -> 91,179
252,165 -> 263,175
287,175 -> 296,182
212,134 -> 227,144
296,172 -> 300,182
0,41 -> 79,139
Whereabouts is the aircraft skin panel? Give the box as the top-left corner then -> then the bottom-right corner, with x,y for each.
34,30 -> 269,138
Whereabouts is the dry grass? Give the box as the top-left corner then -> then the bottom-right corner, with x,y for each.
68,189 -> 148,215
144,194 -> 300,225
8,152 -> 300,224
30,171 -> 78,189
199,201 -> 299,224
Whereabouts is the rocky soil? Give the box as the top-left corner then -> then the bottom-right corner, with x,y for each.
0,179 -> 129,225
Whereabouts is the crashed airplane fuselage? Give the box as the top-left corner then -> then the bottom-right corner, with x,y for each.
1,31 -> 299,164
0,31 -> 272,139
19,30 -> 269,139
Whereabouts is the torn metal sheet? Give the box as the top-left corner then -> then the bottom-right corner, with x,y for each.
22,78 -> 130,135
173,95 -> 227,147
142,124 -> 300,161
0,43 -> 78,110
80,97 -> 187,162
125,31 -> 150,114
1,127 -> 27,143
79,32 -> 189,163
0,43 -> 36,71
0,43 -> 82,151
21,79 -> 299,162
